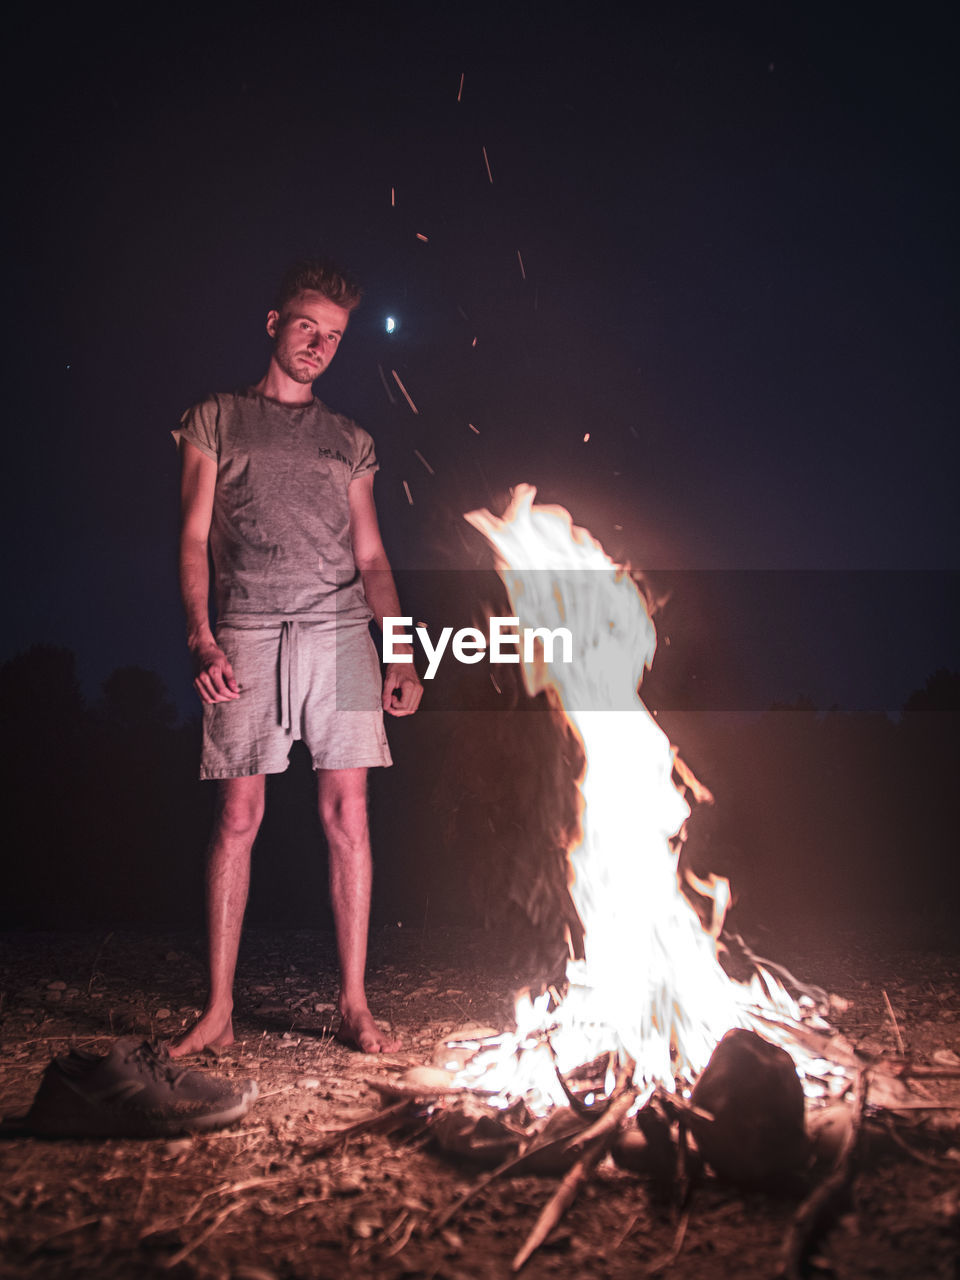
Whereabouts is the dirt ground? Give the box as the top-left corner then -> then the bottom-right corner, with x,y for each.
1,925 -> 958,1280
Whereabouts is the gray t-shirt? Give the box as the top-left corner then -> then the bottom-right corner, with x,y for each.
177,389 -> 378,626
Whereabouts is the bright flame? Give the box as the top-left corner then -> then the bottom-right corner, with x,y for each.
457,486 -> 845,1113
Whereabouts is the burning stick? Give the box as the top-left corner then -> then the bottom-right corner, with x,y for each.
546,1045 -> 620,1117
512,1084 -> 637,1271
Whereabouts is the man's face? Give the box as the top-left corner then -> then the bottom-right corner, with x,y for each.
266,291 -> 351,385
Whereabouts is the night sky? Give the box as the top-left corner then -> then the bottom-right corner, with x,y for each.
5,4 -> 957,717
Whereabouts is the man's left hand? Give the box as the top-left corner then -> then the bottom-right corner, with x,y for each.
382,662 -> 423,717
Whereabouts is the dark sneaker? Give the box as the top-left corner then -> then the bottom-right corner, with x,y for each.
23,1038 -> 258,1138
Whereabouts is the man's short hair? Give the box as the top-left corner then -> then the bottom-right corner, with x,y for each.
274,258 -> 363,314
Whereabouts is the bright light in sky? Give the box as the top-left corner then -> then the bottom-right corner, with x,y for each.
385,316 -> 397,334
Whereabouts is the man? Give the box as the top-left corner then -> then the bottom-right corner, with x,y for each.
172,259 -> 422,1057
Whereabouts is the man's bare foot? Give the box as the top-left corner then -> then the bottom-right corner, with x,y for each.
168,1010 -> 234,1058
335,1006 -> 401,1054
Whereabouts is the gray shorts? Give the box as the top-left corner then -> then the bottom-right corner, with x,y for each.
200,621 -> 393,779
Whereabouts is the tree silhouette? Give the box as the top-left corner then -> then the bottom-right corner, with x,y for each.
98,666 -> 177,731
0,643 -> 84,733
902,668 -> 960,714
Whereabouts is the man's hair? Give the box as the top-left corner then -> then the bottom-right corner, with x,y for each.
274,258 -> 363,314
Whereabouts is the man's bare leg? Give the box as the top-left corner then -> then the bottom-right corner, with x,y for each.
169,775 -> 265,1057
319,767 -> 400,1053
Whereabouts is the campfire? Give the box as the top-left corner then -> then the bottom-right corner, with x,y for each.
451,484 -> 848,1112
318,487 -> 951,1274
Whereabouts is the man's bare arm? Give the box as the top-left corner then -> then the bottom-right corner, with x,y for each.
179,439 -> 240,704
348,472 -> 423,717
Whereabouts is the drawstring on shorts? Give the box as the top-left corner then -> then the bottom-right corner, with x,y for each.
278,620 -> 301,737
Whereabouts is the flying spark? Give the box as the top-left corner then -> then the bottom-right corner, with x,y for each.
468,423 -> 480,434
402,480 -> 413,505
391,370 -> 420,414
457,72 -> 464,102
517,250 -> 526,280
414,449 -> 435,475
377,363 -> 397,404
482,146 -> 493,183
416,232 -> 429,242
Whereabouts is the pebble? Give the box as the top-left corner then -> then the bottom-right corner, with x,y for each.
296,1076 -> 322,1090
46,981 -> 67,991
350,1207 -> 381,1237
399,1065 -> 456,1092
932,1190 -> 959,1223
162,1138 -> 194,1157
156,1008 -> 172,1019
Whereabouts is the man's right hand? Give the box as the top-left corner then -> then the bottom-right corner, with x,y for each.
191,643 -> 241,704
